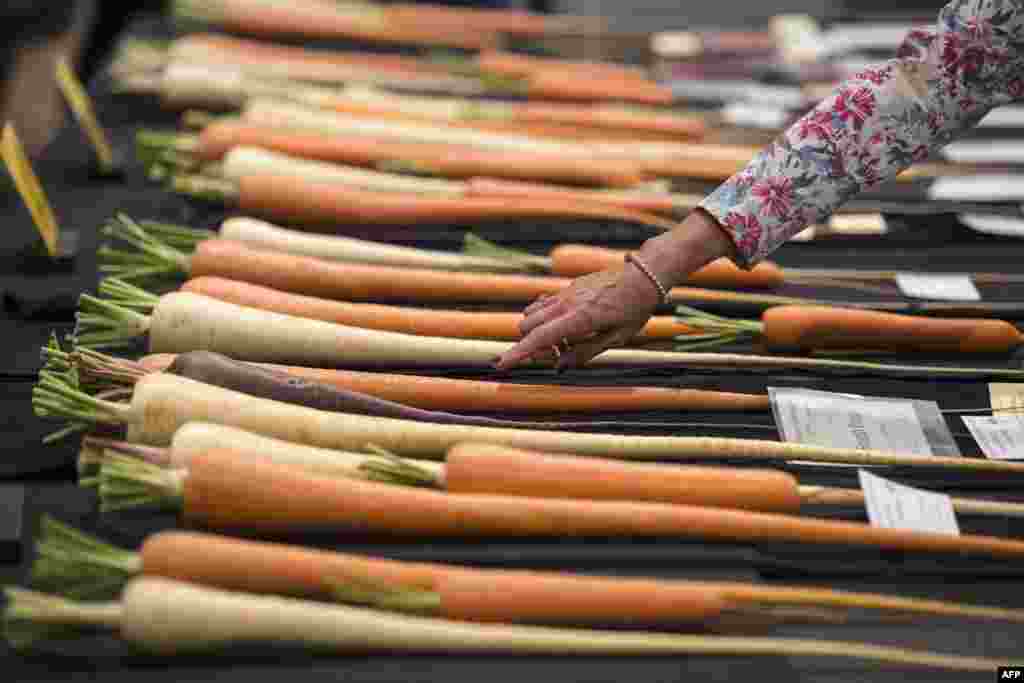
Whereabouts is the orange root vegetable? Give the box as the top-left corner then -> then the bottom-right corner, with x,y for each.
182,449 -> 1024,561
190,121 -> 648,187
513,102 -> 707,138
136,353 -> 770,414
524,70 -> 674,105
176,0 -> 497,50
183,239 -> 808,310
188,239 -> 565,303
141,530 -> 446,596
230,174 -> 679,232
762,306 -> 1024,353
180,276 -> 699,341
547,244 -> 785,288
474,50 -> 650,83
442,443 -> 802,513
464,177 -> 686,215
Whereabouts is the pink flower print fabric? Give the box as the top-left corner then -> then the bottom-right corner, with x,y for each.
700,0 -> 1024,267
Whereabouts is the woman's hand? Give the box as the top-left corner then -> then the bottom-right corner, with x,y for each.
494,209 -> 737,371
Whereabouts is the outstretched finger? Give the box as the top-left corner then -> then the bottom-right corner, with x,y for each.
555,329 -> 625,371
523,293 -> 559,316
494,309 -> 597,371
520,296 -> 571,337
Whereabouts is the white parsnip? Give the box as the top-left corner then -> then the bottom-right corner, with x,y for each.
166,421 -> 444,480
221,147 -> 466,196
14,578 -> 1006,670
241,98 -> 751,162
114,373 -> 1024,475
218,216 -> 526,271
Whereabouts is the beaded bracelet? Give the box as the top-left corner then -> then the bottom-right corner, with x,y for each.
624,252 -> 669,304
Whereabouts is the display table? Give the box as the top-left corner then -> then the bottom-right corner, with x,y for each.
0,11 -> 1021,683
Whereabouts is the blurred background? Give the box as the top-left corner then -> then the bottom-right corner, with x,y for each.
0,0 -> 939,158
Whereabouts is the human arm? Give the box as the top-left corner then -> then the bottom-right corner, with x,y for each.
494,0 -> 1024,371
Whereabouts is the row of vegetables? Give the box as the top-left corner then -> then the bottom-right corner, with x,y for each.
7,0 -> 1024,673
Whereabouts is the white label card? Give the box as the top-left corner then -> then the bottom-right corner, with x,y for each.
962,415 -> 1024,461
989,383 -> 1024,416
858,470 -> 959,536
895,273 -> 981,302
769,388 -> 960,458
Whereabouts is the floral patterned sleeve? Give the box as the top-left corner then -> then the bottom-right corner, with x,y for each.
699,0 -> 1024,267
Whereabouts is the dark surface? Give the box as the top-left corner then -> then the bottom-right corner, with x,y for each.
0,9 -> 1022,683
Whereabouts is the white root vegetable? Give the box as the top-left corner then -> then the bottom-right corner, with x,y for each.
107,373 -> 1024,475
166,421 -> 444,480
219,216 -> 526,272
10,578 -> 1006,670
221,146 -> 466,196
141,292 -> 727,368
243,97 -> 571,155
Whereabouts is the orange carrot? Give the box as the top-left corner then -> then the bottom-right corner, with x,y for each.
512,102 -> 707,138
180,276 -> 698,341
141,530 -> 446,596
230,174 -> 679,232
137,530 -> 728,625
464,177 -> 684,215
177,0 -> 497,50
142,530 -> 724,625
180,239 -> 823,310
378,3 -> 573,38
430,570 -> 729,625
525,70 -> 674,105
182,449 -> 1024,560
188,239 -> 565,303
641,155 -> 755,182
192,121 -> 648,187
761,306 -> 1024,353
548,244 -> 785,289
135,352 -> 772,413
443,443 -> 802,513
322,100 -> 683,143
475,50 -> 650,83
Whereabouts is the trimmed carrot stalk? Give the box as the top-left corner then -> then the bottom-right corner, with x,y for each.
549,244 -> 785,289
443,443 -> 801,513
761,306 -> 1024,354
137,355 -> 771,414
185,121 -> 649,187
174,0 -> 497,50
181,276 -> 699,341
12,579 -> 1008,670
218,174 -> 679,232
181,449 -> 1024,562
464,177 -> 687,215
